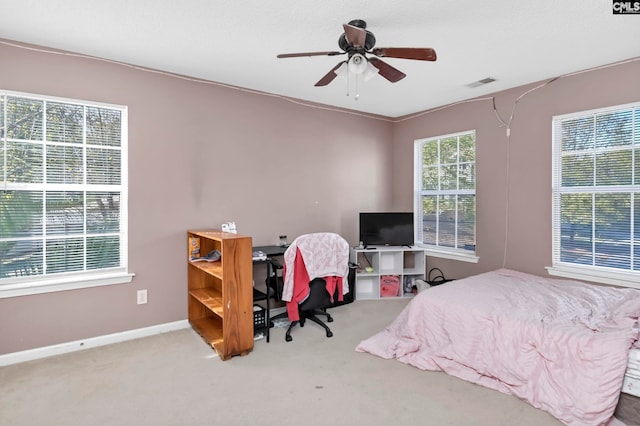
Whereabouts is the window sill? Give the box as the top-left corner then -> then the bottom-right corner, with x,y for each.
546,264 -> 640,289
421,246 -> 479,263
0,271 -> 135,299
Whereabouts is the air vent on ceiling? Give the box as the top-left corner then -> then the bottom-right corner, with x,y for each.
466,77 -> 497,88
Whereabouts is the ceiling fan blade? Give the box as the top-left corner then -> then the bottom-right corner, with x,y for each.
314,62 -> 345,87
277,51 -> 344,58
371,47 -> 437,61
343,23 -> 366,48
368,58 -> 406,83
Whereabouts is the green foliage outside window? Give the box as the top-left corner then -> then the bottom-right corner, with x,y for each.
0,93 -> 124,281
554,105 -> 640,272
416,130 -> 476,252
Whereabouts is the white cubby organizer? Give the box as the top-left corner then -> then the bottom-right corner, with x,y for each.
349,246 -> 426,300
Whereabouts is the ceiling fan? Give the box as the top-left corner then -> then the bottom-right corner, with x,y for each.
277,19 -> 437,87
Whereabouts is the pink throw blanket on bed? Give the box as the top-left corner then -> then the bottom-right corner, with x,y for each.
356,269 -> 640,426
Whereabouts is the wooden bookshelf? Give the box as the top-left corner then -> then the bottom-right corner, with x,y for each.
187,229 -> 253,360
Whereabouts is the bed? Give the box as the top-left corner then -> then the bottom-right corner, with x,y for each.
356,269 -> 640,426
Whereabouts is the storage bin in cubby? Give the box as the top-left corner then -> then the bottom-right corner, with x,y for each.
253,304 -> 266,331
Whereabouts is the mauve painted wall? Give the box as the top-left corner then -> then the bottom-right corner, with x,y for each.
1,39 -> 638,355
0,40 -> 393,354
391,59 -> 640,280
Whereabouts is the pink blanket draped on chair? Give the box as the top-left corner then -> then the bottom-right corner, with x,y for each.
281,232 -> 350,321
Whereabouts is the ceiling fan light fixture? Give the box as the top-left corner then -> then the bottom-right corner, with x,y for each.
334,62 -> 349,80
278,19 -> 437,88
363,62 -> 379,82
348,53 -> 368,74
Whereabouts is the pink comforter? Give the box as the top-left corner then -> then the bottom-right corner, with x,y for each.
356,269 -> 640,425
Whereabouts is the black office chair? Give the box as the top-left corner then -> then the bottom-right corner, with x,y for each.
268,233 -> 356,342
291,277 -> 339,339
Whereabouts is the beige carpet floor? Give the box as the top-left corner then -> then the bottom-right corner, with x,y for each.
0,299 -> 562,426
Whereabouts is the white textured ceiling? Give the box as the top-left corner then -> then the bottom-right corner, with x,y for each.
1,0 -> 639,119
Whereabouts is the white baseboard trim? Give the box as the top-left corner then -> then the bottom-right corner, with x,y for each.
0,320 -> 191,367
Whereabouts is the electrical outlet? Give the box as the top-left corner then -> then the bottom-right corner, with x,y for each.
137,289 -> 148,305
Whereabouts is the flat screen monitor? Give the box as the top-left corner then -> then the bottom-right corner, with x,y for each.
359,212 -> 414,247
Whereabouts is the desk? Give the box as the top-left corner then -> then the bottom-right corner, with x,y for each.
252,245 -> 288,342
253,244 -> 288,258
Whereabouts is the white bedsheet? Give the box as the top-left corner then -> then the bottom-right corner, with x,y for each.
622,348 -> 640,397
356,269 -> 640,426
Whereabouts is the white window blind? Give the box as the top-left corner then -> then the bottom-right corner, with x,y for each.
414,130 -> 477,261
0,91 -> 130,295
551,102 -> 639,286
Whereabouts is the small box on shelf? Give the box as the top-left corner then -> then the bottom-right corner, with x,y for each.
189,236 -> 201,260
253,304 -> 267,331
403,275 -> 415,294
380,275 -> 400,297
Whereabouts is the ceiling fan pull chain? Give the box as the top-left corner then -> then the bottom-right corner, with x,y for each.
346,61 -> 351,97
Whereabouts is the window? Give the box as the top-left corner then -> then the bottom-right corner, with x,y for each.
0,90 -> 132,297
414,130 -> 477,262
550,102 -> 639,287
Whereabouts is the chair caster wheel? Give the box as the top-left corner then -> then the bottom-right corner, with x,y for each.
327,316 -> 333,323
286,335 -> 292,342
326,330 -> 333,338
